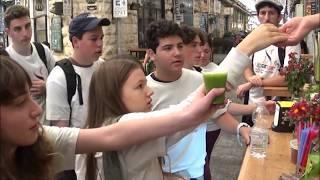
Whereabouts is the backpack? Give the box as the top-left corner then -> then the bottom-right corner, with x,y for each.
55,59 -> 83,123
33,42 -> 48,70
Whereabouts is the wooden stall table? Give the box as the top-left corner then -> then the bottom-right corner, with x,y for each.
238,116 -> 296,180
128,48 -> 147,59
263,86 -> 291,97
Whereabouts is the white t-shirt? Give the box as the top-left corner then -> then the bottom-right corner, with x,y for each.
147,68 -> 224,178
249,45 -> 301,104
46,59 -> 104,128
75,104 -> 196,180
43,126 -> 79,172
201,62 -> 219,72
6,43 -> 56,125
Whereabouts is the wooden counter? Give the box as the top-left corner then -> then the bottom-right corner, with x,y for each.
263,86 -> 291,97
238,130 -> 296,180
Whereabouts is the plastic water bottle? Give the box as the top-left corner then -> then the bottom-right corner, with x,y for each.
250,103 -> 270,158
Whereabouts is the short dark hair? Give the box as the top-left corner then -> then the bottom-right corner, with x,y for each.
4,5 -> 30,28
180,25 -> 201,45
145,20 -> 183,52
197,30 -> 207,46
256,2 -> 281,15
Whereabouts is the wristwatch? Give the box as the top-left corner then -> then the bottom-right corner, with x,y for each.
237,122 -> 250,146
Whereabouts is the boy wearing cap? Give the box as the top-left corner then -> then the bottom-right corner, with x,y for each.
4,5 -> 56,125
46,12 -> 110,128
46,12 -> 109,179
47,13 -> 110,128
237,0 -> 301,125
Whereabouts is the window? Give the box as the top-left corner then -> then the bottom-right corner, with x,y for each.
137,0 -> 164,48
34,15 -> 47,43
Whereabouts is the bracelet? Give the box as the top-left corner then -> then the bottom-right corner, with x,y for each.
237,122 -> 250,146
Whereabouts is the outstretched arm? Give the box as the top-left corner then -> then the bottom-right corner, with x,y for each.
279,13 -> 320,46
237,24 -> 289,56
75,87 -> 225,153
218,24 -> 288,87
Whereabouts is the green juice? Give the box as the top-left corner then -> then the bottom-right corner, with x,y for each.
202,72 -> 228,104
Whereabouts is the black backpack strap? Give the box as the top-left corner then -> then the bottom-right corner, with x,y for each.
33,42 -> 47,69
278,47 -> 285,68
55,58 -> 83,111
251,53 -> 255,69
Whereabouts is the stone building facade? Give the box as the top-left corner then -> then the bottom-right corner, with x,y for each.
1,0 -> 250,59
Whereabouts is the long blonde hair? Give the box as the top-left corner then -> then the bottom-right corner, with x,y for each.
0,53 -> 55,180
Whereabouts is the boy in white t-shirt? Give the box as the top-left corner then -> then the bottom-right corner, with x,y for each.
145,20 -> 252,180
46,12 -> 110,179
4,5 -> 56,124
46,13 -> 110,128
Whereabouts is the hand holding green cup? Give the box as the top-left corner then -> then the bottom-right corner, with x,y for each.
202,72 -> 228,104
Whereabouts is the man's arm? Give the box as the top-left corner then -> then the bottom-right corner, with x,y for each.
261,75 -> 287,87
244,66 -> 254,81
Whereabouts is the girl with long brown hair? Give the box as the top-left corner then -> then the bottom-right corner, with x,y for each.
0,52 -> 223,180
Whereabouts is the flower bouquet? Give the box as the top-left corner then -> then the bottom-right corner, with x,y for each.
280,52 -> 314,98
284,94 -> 320,179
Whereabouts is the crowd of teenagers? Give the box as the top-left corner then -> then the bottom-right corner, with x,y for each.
1,2 -> 319,180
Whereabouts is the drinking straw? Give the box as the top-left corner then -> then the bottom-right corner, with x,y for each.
297,128 -> 309,166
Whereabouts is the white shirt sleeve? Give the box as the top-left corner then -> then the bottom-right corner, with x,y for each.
217,48 -> 251,87
43,126 -> 80,172
46,66 -> 71,121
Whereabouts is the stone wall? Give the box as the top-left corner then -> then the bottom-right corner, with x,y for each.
49,0 -> 140,60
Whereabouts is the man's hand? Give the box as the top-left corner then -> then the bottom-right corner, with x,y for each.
237,24 -> 288,56
239,126 -> 251,146
30,80 -> 46,96
236,82 -> 252,98
248,75 -> 263,87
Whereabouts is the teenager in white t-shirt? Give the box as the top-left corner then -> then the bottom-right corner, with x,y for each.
46,13 -> 109,129
1,54 -> 225,180
4,5 -> 56,124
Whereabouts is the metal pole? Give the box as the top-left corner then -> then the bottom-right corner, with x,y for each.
116,18 -> 121,55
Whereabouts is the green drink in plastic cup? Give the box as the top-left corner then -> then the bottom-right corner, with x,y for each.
202,71 -> 228,104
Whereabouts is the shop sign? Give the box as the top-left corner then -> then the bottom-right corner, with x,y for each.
174,0 -> 183,22
34,0 -> 47,17
86,0 -> 97,11
113,0 -> 127,18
